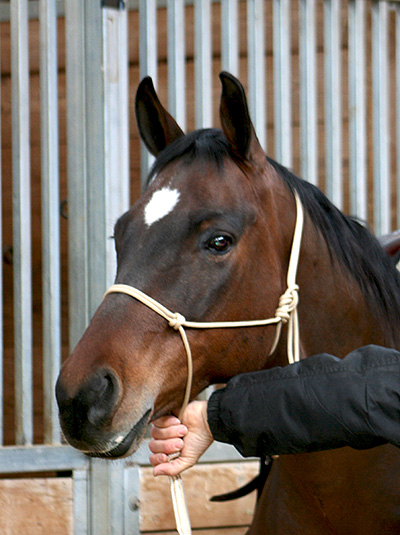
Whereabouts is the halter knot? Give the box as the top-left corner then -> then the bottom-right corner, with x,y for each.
275,285 -> 299,324
169,312 -> 186,330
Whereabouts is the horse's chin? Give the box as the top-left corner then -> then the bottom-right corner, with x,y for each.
83,408 -> 152,459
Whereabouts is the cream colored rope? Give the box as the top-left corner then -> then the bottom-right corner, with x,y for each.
103,189 -> 304,535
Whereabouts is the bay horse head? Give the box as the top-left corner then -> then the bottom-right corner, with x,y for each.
56,72 -> 400,463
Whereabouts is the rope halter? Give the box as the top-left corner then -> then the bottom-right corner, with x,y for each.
102,189 -> 304,535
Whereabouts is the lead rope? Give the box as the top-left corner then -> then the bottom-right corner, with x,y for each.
103,190 -> 304,535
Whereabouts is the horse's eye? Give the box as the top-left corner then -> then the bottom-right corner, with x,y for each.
206,234 -> 233,254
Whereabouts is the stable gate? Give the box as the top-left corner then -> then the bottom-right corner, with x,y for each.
0,1 -> 399,534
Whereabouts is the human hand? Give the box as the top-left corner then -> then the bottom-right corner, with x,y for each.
149,400 -> 214,477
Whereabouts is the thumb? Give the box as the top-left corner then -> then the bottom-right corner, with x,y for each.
153,455 -> 190,477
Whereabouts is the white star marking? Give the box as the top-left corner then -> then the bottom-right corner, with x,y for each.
144,187 -> 181,227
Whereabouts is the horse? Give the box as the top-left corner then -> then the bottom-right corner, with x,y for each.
56,72 -> 400,534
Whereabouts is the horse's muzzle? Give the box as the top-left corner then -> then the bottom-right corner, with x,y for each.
56,367 -> 125,454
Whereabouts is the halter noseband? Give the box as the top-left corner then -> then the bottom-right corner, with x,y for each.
102,190 -> 304,535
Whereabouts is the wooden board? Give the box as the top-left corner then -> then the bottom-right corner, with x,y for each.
0,478 -> 73,535
139,461 -> 258,532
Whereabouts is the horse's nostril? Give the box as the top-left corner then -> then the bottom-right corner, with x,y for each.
86,372 -> 113,402
56,367 -> 122,434
86,369 -> 121,427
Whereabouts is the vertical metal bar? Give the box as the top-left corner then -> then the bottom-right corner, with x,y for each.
0,24 -> 3,447
195,0 -> 212,128
65,0 -> 89,349
85,1 -> 108,315
247,0 -> 266,149
40,0 -> 61,445
73,470 -> 89,535
139,0 -> 157,188
396,4 -> 400,228
89,459 -> 111,535
124,463 -> 140,535
273,0 -> 292,167
348,0 -> 367,221
11,0 -> 33,445
221,0 -> 239,76
372,0 -> 390,235
299,0 -> 318,186
109,461 -> 126,533
324,0 -> 342,208
103,7 -> 129,286
168,0 -> 186,130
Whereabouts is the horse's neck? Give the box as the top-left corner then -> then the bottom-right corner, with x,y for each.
295,221 -> 395,359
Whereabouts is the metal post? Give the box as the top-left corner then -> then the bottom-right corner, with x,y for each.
11,0 -> 33,446
168,0 -> 186,130
65,0 -> 89,349
40,0 -> 61,445
247,0 -> 266,149
65,2 -> 129,533
139,0 -> 157,188
348,0 -> 367,221
221,0 -> 239,76
299,0 -> 318,186
273,0 -> 292,168
324,0 -> 342,209
195,0 -> 212,128
372,0 -> 390,235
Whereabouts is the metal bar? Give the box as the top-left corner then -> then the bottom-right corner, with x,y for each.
0,19 -> 3,447
372,0 -> 390,235
299,0 -> 318,186
221,0 -> 239,76
40,0 -> 61,445
168,0 -> 186,130
109,461 -> 127,533
74,470 -> 90,535
11,0 -> 33,446
139,0 -> 157,187
195,0 -> 212,128
85,1 -> 108,314
273,0 -> 292,167
348,0 -> 367,221
124,464 -> 141,535
103,7 -> 130,285
323,0 -> 342,208
65,0 -> 89,348
89,459 -> 112,535
247,0 -> 266,149
396,4 -> 400,228
0,445 -> 89,473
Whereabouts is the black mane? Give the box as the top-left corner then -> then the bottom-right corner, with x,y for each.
268,157 -> 400,337
148,128 -> 400,337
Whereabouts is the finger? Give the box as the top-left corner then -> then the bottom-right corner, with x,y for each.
148,437 -> 184,455
151,423 -> 187,440
153,458 -> 188,478
152,415 -> 181,428
149,453 -> 169,466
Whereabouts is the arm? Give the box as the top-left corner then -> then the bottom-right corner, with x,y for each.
150,345 -> 400,476
208,344 -> 400,457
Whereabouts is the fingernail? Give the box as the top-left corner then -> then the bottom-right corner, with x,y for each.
174,439 -> 183,450
178,425 -> 187,437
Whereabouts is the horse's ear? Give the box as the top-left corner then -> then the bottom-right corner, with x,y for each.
219,72 -> 264,164
135,76 -> 184,156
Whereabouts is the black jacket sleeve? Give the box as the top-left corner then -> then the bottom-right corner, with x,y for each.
207,345 -> 400,458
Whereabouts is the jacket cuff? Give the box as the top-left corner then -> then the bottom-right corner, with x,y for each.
207,387 -> 229,444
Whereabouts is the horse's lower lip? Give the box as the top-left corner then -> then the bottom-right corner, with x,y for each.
86,408 -> 152,459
